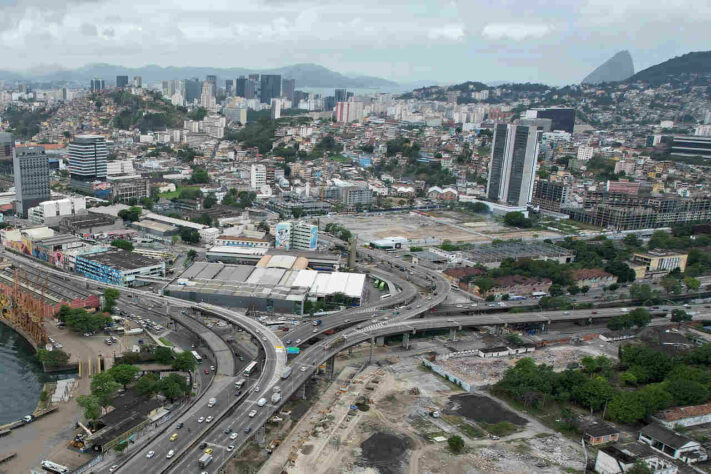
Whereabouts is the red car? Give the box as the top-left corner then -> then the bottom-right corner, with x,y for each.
204,369 -> 209,374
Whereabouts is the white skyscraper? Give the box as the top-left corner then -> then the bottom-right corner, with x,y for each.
250,164 -> 266,190
486,124 -> 539,207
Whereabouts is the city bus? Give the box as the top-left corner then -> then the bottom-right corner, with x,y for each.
191,350 -> 203,364
243,361 -> 258,376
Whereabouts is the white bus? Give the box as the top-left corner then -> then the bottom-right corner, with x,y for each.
243,361 -> 258,376
41,460 -> 69,474
191,350 -> 202,364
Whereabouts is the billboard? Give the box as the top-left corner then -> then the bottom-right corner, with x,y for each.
286,347 -> 300,354
308,225 -> 318,250
275,222 -> 291,250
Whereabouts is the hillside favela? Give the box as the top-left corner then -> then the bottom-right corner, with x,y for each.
3,2 -> 711,474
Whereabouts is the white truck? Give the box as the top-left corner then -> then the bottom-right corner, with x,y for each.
208,397 -> 217,408
271,393 -> 282,404
198,453 -> 213,468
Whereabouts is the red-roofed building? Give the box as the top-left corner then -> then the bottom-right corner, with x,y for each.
479,275 -> 552,298
570,268 -> 617,290
655,402 -> 711,429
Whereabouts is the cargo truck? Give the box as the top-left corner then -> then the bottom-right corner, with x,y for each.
198,453 -> 213,467
281,367 -> 293,379
271,392 -> 282,403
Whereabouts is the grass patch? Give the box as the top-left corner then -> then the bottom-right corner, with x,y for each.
458,422 -> 485,439
485,421 -> 518,437
158,337 -> 173,347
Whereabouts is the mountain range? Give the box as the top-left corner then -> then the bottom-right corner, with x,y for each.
627,51 -> 711,84
0,63 -> 399,89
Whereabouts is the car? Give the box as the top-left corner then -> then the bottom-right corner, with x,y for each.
109,465 -> 119,472
206,416 -> 213,423
230,432 -> 238,440
204,448 -> 213,454
199,442 -> 208,449
204,369 -> 210,374
447,319 -> 454,323
197,416 -> 205,423
262,336 -> 267,341
285,339 -> 292,345
456,305 -> 463,308
300,366 -> 307,372
244,425 -> 252,433
563,311 -> 570,315
591,311 -> 598,315
177,422 -> 184,429
169,433 -> 178,441
239,356 -> 244,361
227,445 -> 235,452
254,386 -> 260,392
249,410 -> 257,417
224,427 -> 233,434
166,449 -> 175,458
312,329 -> 318,333
295,339 -> 301,344
344,319 -> 350,322
210,365 -> 215,371
22,415 -> 33,423
146,451 -> 155,458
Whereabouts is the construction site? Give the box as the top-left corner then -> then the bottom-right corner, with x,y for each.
226,327 -> 593,474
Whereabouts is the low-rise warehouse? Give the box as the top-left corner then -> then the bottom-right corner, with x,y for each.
166,262 -> 365,314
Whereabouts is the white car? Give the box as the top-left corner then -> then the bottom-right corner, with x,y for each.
227,445 -> 235,452
254,386 -> 260,392
109,466 -> 118,473
197,416 -> 205,423
300,366 -> 307,372
166,449 -> 175,458
206,416 -> 213,423
249,410 -> 257,417
146,451 -> 155,458
210,365 -> 216,372
230,432 -> 238,440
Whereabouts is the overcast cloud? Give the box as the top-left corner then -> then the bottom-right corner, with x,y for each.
0,0 -> 709,85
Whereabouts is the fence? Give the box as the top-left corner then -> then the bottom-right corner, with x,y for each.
421,358 -> 471,392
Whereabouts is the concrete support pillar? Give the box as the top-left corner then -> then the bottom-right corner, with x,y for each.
376,336 -> 385,347
368,337 -> 375,365
449,328 -> 456,341
402,332 -> 410,350
326,356 -> 335,380
296,383 -> 307,400
256,425 -> 266,447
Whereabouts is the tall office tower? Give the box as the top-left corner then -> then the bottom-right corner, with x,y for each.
68,135 -> 108,190
486,124 -> 539,207
133,76 -> 142,88
184,78 -> 201,104
61,87 -> 68,101
116,75 -> 129,88
525,108 -> 575,134
294,90 -> 307,105
225,79 -> 234,96
0,132 -> 14,175
206,75 -> 217,96
323,96 -> 336,111
260,74 -> 281,104
90,78 -> 105,92
200,81 -> 217,109
14,146 -> 50,217
271,99 -> 281,119
250,164 -> 266,190
282,79 -> 295,102
335,89 -> 348,103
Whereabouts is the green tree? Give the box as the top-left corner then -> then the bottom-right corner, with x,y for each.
136,374 -> 159,397
604,260 -> 636,283
117,206 -> 142,222
172,351 -> 197,371
628,283 -> 657,303
571,376 -> 615,412
110,239 -> 134,251
189,167 -> 210,184
90,372 -> 121,407
608,392 -> 646,423
154,346 -> 174,364
186,249 -> 197,260
548,284 -> 564,297
179,227 -> 201,244
474,276 -> 496,294
503,211 -> 532,228
158,373 -> 190,402
671,309 -> 692,322
36,348 -> 69,367
623,233 -> 642,248
684,276 -> 700,292
291,207 -> 304,218
660,275 -> 682,295
666,379 -> 709,406
448,435 -> 465,454
77,394 -> 102,420
108,364 -> 140,389
203,193 -> 217,209
103,288 -> 120,312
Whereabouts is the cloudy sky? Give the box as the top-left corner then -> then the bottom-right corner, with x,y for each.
0,0 -> 709,85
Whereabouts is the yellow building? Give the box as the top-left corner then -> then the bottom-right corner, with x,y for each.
632,251 -> 688,277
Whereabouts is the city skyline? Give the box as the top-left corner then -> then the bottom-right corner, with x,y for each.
1,0 -> 710,85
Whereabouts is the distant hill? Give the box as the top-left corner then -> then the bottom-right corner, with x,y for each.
628,51 -> 711,84
0,63 -> 399,89
582,51 -> 634,84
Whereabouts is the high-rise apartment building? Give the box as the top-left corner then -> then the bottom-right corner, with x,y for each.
184,78 -> 201,104
335,89 -> 348,103
334,102 -> 364,123
271,99 -> 281,119
14,146 -> 50,217
260,75 -> 281,104
250,164 -> 266,190
200,81 -> 217,110
133,76 -> 142,88
90,78 -> 105,92
274,221 -> 319,251
116,75 -> 129,88
69,135 -> 108,190
206,75 -> 217,97
282,79 -> 295,102
0,132 -> 14,175
486,124 -> 539,207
